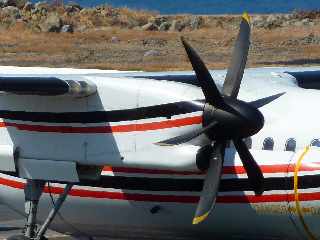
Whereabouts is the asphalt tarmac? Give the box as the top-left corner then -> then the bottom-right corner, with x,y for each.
0,205 -> 70,240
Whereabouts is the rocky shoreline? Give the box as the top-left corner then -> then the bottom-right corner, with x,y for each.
0,0 -> 320,33
0,1 -> 320,71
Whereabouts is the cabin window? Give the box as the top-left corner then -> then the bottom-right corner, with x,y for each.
285,138 -> 296,152
244,138 -> 252,149
311,139 -> 320,147
263,137 -> 274,151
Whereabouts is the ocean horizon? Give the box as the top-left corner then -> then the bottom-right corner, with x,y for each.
43,0 -> 320,14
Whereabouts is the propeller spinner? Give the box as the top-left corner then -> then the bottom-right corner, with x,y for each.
156,13 -> 283,225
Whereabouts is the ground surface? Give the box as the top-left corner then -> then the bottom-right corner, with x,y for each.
0,205 -> 70,240
0,21 -> 320,72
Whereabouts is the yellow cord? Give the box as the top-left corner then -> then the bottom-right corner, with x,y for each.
294,146 -> 317,240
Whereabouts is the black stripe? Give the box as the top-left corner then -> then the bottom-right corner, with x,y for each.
81,176 -> 203,192
3,172 -> 320,192
78,175 -> 320,192
0,100 -> 204,123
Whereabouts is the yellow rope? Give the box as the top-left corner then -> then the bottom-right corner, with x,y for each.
294,146 -> 317,240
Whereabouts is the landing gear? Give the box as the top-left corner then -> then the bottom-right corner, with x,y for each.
36,183 -> 73,240
8,179 -> 73,240
24,180 -> 45,239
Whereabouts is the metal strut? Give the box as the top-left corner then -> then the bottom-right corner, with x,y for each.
24,180 -> 46,239
9,180 -> 73,240
35,183 -> 73,240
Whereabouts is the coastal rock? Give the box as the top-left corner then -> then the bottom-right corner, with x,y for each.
144,49 -> 160,57
0,0 -> 9,7
293,10 -> 320,20
252,15 -> 264,27
39,12 -> 61,32
14,0 -> 26,9
266,15 -> 279,22
142,22 -> 158,31
34,1 -> 48,10
282,14 -> 292,20
66,2 -> 82,10
190,16 -> 204,30
79,8 -> 95,16
0,0 -> 25,8
159,21 -> 171,31
293,19 -> 312,27
134,26 -> 142,30
149,16 -> 168,26
263,14 -> 282,29
22,1 -> 33,11
30,2 -> 47,16
301,18 -> 311,25
65,5 -> 78,14
65,3 -> 81,14
281,21 -> 291,27
61,24 -> 73,33
215,19 -> 224,28
126,18 -> 140,29
169,20 -> 184,31
2,6 -> 20,19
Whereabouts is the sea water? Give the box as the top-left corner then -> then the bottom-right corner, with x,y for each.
52,0 -> 320,14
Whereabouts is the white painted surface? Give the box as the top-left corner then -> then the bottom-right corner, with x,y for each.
0,66 -> 318,239
18,158 -> 79,182
0,145 -> 16,172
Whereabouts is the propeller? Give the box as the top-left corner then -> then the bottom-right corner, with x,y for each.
156,13 -> 284,224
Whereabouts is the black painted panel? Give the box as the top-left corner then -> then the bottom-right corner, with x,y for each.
0,77 -> 69,95
287,71 -> 320,89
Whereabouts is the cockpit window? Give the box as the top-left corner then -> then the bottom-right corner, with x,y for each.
311,139 -> 320,147
285,138 -> 296,152
263,137 -> 274,151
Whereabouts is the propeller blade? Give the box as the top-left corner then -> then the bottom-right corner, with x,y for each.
193,142 -> 225,225
233,139 -> 264,194
181,37 -> 225,108
156,121 -> 218,146
222,13 -> 251,99
249,92 -> 285,109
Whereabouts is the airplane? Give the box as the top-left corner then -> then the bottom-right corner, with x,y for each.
0,12 -> 319,240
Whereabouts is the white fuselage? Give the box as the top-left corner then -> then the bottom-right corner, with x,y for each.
0,66 -> 319,239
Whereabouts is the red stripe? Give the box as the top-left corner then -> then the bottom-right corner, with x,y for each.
50,187 -> 199,203
0,177 -> 198,203
103,163 -> 320,176
223,164 -> 320,175
0,176 -> 24,189
1,176 -> 320,204
223,165 -> 287,174
217,194 -> 289,203
103,167 -> 204,175
0,116 -> 202,134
